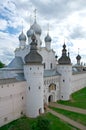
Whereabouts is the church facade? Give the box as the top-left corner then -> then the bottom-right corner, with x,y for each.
0,18 -> 86,127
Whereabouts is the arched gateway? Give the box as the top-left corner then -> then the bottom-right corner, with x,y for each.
48,95 -> 53,102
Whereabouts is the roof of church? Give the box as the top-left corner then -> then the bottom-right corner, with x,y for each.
44,69 -> 61,77
58,43 -> 71,65
76,54 -> 81,60
8,56 -> 24,70
0,78 -> 22,85
19,31 -> 26,41
24,34 -> 42,64
44,33 -> 52,42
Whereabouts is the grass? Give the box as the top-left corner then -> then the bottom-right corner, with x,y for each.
58,87 -> 86,109
50,107 -> 86,126
0,114 -> 79,130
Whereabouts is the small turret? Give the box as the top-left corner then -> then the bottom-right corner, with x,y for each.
76,49 -> 81,65
44,24 -> 52,50
58,43 -> 71,65
18,31 -> 26,48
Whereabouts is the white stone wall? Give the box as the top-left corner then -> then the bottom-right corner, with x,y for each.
57,65 -> 72,100
38,48 -> 56,70
72,72 -> 86,93
15,46 -> 56,70
24,64 -> 44,118
0,81 -> 26,127
44,75 -> 60,104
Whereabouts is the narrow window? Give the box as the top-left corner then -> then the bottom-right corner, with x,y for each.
38,86 -> 41,90
63,79 -> 65,82
28,86 -> 30,91
50,63 -> 52,69
22,96 -> 24,100
44,63 -> 45,69
4,117 -> 8,122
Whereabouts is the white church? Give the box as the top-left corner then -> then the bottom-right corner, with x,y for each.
0,15 -> 86,127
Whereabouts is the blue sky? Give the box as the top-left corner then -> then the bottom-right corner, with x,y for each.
0,0 -> 86,65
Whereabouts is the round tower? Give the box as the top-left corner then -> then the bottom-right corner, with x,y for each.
57,43 -> 72,100
18,31 -> 26,48
24,34 -> 44,117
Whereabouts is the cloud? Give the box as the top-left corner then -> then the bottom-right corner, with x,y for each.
69,26 -> 86,39
0,0 -> 86,65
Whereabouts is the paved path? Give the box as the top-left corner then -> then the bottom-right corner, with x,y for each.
49,102 -> 86,114
47,108 -> 86,130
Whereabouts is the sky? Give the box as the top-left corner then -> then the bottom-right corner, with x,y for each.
0,0 -> 86,65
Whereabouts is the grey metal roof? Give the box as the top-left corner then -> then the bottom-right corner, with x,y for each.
0,78 -> 21,85
25,34 -> 42,64
76,54 -> 81,60
16,73 -> 25,81
30,21 -> 41,35
58,43 -> 71,65
44,33 -> 52,42
44,69 -> 61,77
19,31 -> 26,41
7,56 -> 24,70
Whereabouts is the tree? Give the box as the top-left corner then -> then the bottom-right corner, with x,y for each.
0,61 -> 5,68
32,116 -> 50,130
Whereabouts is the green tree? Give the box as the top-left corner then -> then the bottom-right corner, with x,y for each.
0,61 -> 5,68
32,116 -> 50,130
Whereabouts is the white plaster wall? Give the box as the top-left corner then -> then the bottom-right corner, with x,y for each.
57,65 -> 72,100
24,64 -> 44,117
15,45 -> 56,70
72,72 -> 86,93
0,81 -> 26,127
45,42 -> 51,50
44,75 -> 60,104
38,48 -> 56,70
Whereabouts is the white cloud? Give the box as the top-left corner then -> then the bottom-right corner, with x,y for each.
0,0 -> 86,65
0,19 -> 7,30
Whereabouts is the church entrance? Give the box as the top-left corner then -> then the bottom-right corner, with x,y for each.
48,95 -> 53,102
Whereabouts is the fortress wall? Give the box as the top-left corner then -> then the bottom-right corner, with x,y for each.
0,81 -> 26,127
71,72 -> 86,93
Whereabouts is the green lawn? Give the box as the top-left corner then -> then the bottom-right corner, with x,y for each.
50,107 -> 86,126
0,114 -> 79,130
58,87 -> 86,109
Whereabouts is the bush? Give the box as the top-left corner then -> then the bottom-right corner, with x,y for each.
32,116 -> 50,130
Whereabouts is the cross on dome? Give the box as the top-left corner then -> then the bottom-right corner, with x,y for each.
34,9 -> 37,22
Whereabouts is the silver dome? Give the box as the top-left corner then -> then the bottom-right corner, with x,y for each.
27,28 -> 34,37
19,31 -> 26,41
30,21 -> 42,35
45,33 -> 52,42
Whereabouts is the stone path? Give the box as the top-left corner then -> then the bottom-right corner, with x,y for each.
47,108 -> 86,130
49,102 -> 86,114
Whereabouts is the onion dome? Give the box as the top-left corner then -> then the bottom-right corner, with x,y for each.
27,28 -> 34,37
19,31 -> 26,41
30,21 -> 42,35
44,33 -> 52,42
76,54 -> 81,60
58,43 -> 71,65
24,34 -> 42,64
